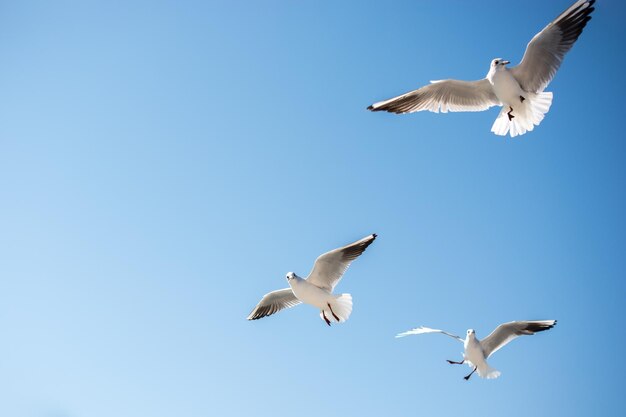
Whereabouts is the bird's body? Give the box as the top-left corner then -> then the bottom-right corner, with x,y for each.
397,320 -> 556,380
463,331 -> 501,379
368,0 -> 595,137
488,65 -> 524,108
288,275 -> 331,309
247,234 -> 376,325
288,275 -> 354,324
487,60 -> 555,137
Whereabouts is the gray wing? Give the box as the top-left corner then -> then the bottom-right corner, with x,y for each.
511,0 -> 595,93
480,320 -> 557,358
396,326 -> 464,342
306,234 -> 377,292
367,79 -> 499,114
247,288 -> 301,320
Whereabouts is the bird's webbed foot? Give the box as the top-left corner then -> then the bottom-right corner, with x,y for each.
463,367 -> 477,381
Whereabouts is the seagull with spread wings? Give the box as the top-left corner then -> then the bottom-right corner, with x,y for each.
247,234 -> 376,326
368,0 -> 595,137
396,320 -> 557,380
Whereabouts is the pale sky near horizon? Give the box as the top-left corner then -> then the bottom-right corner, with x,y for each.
1,1 -> 625,416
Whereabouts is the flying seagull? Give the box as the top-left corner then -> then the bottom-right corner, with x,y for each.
247,234 -> 376,326
396,320 -> 557,380
367,0 -> 595,137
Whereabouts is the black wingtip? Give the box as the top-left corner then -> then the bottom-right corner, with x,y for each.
366,105 -> 375,111
527,320 -> 557,333
372,233 -> 378,239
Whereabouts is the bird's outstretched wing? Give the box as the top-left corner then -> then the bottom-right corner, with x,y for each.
247,288 -> 301,320
511,0 -> 595,93
480,320 -> 557,358
396,326 -> 464,342
367,79 -> 499,114
306,234 -> 377,292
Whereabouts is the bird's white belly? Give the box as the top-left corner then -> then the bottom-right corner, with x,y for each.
290,280 -> 332,309
464,340 -> 486,368
490,70 -> 524,106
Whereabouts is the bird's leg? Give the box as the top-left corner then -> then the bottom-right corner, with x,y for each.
322,310 -> 331,326
446,359 -> 465,365
519,95 -> 526,103
507,106 -> 515,121
327,303 -> 340,322
463,367 -> 477,381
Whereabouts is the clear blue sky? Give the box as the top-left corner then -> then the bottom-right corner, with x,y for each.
1,1 -> 624,416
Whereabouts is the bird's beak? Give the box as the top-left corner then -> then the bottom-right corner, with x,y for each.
502,60 -> 510,65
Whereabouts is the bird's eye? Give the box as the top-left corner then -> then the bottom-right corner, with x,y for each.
495,60 -> 499,65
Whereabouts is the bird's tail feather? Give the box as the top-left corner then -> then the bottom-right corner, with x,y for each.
477,363 -> 501,379
491,91 -> 553,137
320,294 -> 353,323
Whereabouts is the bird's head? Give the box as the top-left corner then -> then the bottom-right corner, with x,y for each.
491,58 -> 510,70
466,329 -> 476,339
285,272 -> 296,283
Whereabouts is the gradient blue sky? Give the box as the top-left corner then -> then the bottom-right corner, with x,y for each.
1,1 -> 624,416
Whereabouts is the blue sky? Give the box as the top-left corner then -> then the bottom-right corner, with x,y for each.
0,1 -> 624,416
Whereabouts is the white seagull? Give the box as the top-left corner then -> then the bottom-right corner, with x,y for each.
396,320 -> 557,380
367,0 -> 595,137
247,234 -> 376,326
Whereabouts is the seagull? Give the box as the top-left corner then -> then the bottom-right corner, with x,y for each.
367,0 -> 595,137
396,320 -> 557,380
247,234 -> 376,326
